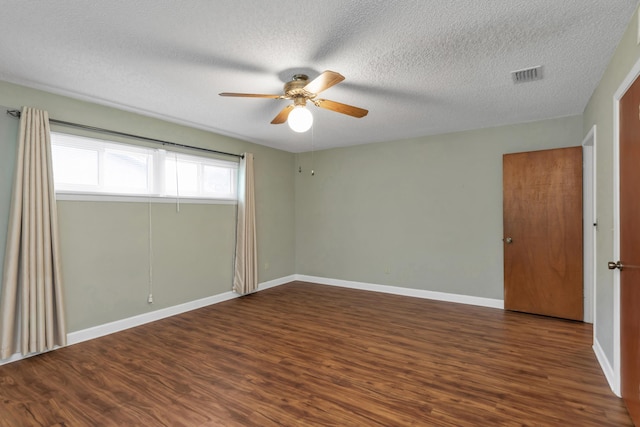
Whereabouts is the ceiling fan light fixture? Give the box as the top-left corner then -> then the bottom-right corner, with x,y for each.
288,105 -> 313,133
220,70 -> 367,128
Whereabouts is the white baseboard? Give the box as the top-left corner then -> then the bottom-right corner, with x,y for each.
67,291 -> 239,346
294,275 -> 504,309
68,274 -> 296,346
259,274 -> 296,291
0,351 -> 39,366
593,337 -> 620,397
0,275 -> 295,366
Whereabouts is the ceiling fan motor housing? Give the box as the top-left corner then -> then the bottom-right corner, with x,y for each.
284,75 -> 311,100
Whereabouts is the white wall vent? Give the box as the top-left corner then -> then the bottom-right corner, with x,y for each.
511,66 -> 543,84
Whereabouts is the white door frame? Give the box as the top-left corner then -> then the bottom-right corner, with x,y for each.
582,126 -> 596,325
611,55 -> 640,398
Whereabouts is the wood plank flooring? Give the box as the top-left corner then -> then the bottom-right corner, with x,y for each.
0,281 -> 632,426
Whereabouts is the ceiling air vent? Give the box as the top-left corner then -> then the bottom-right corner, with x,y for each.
511,66 -> 543,84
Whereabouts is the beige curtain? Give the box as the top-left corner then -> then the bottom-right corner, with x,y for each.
233,152 -> 258,295
0,107 -> 66,359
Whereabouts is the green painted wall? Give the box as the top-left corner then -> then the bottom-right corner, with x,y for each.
295,115 -> 583,299
0,106 -> 19,284
57,201 -> 236,331
583,6 -> 640,365
0,81 -> 295,332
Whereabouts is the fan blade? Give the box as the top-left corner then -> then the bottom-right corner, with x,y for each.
304,70 -> 345,94
315,99 -> 368,118
271,105 -> 294,124
219,92 -> 282,98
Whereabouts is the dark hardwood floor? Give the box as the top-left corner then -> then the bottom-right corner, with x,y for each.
0,281 -> 632,426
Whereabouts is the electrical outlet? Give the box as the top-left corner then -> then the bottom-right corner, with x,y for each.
147,294 -> 153,304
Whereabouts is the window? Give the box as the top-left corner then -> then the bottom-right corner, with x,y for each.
50,132 -> 238,201
163,151 -> 237,198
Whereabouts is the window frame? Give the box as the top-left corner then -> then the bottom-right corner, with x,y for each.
50,132 -> 239,204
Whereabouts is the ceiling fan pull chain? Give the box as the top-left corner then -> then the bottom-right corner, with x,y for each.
311,123 -> 315,176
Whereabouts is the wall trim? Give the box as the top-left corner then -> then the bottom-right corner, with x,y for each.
0,350 -> 47,366
67,274 -> 295,346
581,125 -> 596,325
66,291 -> 238,346
259,274 -> 296,291
0,275 -> 295,366
609,53 -> 640,399
593,337 -> 619,397
294,274 -> 504,309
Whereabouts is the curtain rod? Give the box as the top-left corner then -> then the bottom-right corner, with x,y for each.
6,109 -> 244,159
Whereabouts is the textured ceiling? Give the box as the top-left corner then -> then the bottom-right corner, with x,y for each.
0,1 -> 637,152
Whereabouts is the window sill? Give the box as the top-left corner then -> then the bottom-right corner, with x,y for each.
55,192 -> 237,205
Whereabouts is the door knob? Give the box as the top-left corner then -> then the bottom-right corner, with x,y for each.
503,237 -> 513,244
608,261 -> 623,270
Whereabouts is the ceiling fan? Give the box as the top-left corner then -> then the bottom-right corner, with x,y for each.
219,70 -> 368,132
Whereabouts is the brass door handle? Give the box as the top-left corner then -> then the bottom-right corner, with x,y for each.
608,261 -> 623,270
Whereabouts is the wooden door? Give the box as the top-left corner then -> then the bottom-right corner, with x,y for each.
618,72 -> 640,424
503,147 -> 583,321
